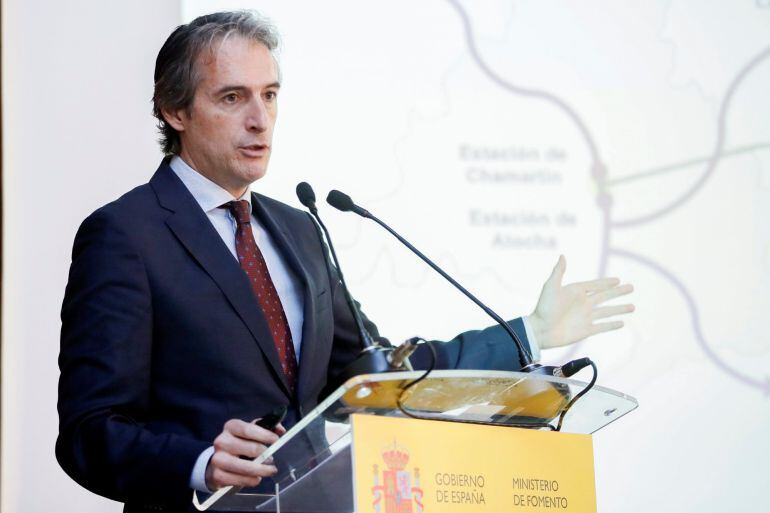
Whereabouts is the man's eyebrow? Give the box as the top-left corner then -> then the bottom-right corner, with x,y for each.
213,82 -> 281,96
213,85 -> 248,96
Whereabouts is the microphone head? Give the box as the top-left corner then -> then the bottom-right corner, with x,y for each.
296,182 -> 316,209
326,190 -> 355,212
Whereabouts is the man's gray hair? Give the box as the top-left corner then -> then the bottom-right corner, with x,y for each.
152,11 -> 280,155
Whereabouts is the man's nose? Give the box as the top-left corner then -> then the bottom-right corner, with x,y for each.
245,98 -> 268,132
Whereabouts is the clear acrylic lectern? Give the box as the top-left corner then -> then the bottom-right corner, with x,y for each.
192,370 -> 638,512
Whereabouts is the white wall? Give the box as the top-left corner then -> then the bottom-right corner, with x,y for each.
2,1 -> 180,511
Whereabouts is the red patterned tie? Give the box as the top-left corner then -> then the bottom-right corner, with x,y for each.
223,200 -> 298,394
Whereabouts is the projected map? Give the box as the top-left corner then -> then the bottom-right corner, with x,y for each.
183,1 -> 769,510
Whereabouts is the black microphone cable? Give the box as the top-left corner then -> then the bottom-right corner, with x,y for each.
396,340 -> 600,432
555,357 -> 598,432
395,337 -> 437,420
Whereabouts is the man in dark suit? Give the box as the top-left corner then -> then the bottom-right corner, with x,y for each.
57,11 -> 634,512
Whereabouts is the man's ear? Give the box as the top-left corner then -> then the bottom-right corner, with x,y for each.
161,107 -> 187,132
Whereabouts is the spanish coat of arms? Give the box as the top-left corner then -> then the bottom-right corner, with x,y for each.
371,441 -> 424,513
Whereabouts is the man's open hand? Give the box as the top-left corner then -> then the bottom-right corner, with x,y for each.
205,418 -> 286,490
529,255 -> 635,349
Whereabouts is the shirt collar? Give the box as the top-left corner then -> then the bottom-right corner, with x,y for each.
168,155 -> 251,213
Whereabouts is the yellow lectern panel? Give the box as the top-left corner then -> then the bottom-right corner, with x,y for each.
352,414 -> 596,513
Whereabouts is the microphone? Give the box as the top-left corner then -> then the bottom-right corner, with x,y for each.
296,181 -> 318,214
326,189 -> 539,370
295,183 -> 393,390
296,182 -> 376,349
326,190 -> 370,217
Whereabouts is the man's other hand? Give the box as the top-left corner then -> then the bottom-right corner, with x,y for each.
205,418 -> 286,490
529,255 -> 635,349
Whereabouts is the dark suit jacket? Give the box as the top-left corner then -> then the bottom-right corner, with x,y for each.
56,160 -> 532,511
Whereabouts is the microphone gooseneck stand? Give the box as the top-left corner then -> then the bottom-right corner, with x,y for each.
295,183 -> 402,396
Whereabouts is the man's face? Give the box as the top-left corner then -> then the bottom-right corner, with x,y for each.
166,36 -> 280,196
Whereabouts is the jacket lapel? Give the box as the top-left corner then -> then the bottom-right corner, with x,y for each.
252,193 -> 321,403
150,163 -> 292,398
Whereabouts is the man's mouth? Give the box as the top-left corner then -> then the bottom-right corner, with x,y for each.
238,144 -> 269,158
